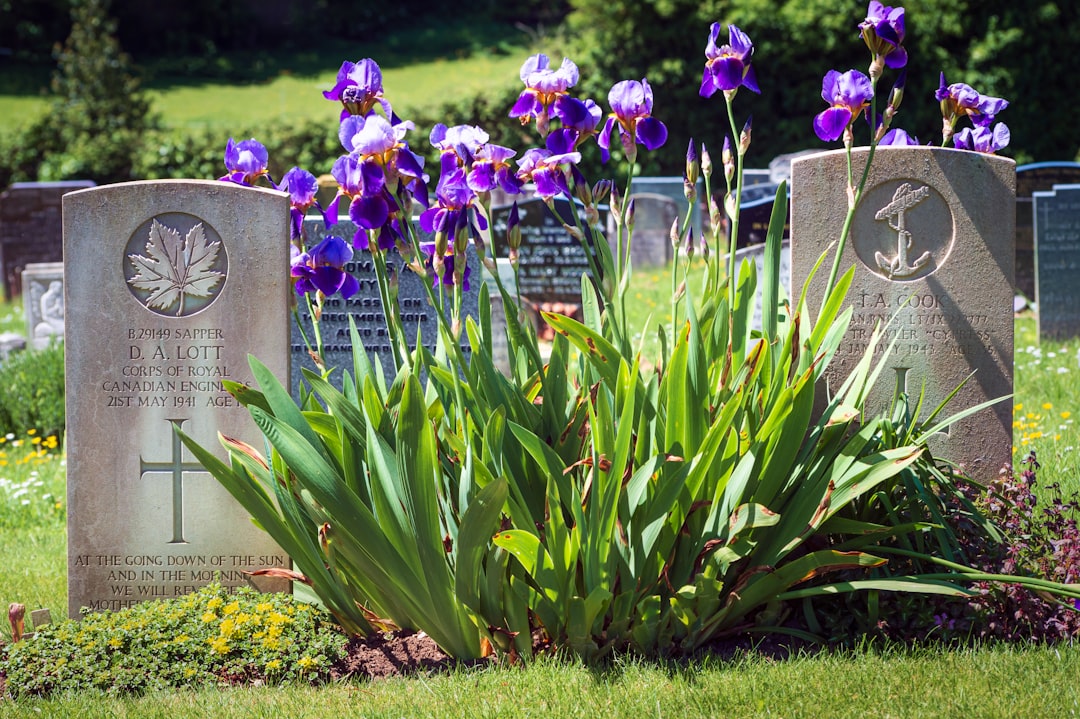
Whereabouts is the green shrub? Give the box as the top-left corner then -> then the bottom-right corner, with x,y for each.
0,341 -> 65,439
1,583 -> 345,697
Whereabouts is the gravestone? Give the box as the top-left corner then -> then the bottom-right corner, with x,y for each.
736,185 -> 790,248
1033,183 -> 1080,340
622,192 -> 677,267
490,196 -> 604,306
628,176 -> 705,244
64,180 -> 291,617
21,262 -> 65,349
1015,162 -> 1080,299
791,147 -> 1014,480
1,181 -> 94,300
733,240 -> 791,330
289,216 -> 486,393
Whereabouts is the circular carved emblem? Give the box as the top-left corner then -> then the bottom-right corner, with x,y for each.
123,213 -> 228,317
852,180 -> 955,282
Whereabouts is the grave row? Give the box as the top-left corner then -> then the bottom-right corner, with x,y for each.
29,145 -> 1060,614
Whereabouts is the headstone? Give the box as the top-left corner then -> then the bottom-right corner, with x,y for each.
289,216 -> 486,393
63,180 -> 292,617
735,185 -> 790,248
1015,162 -> 1080,299
623,192 -> 678,267
1,181 -> 94,300
769,150 -> 819,184
0,332 -> 25,361
627,176 -> 705,243
490,196 -> 605,306
21,262 -> 66,349
741,169 -> 773,186
733,240 -> 791,329
791,147 -> 1014,480
1033,183 -> 1080,340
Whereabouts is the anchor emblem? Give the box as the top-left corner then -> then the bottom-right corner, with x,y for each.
873,183 -> 932,279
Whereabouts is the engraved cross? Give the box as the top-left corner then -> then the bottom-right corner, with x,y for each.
139,418 -> 206,544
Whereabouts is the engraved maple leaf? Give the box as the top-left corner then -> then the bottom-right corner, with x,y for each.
128,220 -> 225,316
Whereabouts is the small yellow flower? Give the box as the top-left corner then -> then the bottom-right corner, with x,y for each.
27,428 -> 36,435
1015,403 -> 1023,412
1062,411 -> 1072,420
296,656 -> 317,669
256,602 -> 274,613
222,600 -> 240,616
208,636 -> 230,654
108,637 -> 122,648
265,659 -> 282,671
1043,402 -> 1053,410
219,617 -> 236,637
201,612 -> 217,623
206,597 -> 224,610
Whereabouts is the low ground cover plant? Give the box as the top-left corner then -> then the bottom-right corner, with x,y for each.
2,583 -> 344,697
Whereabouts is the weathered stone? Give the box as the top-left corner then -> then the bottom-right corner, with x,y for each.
1033,183 -> 1080,340
791,147 -> 1014,479
21,262 -> 66,349
63,180 -> 291,616
1015,162 -> 1080,299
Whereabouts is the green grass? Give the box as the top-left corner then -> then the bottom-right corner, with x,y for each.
2,644 -> 1078,718
0,18 -> 550,137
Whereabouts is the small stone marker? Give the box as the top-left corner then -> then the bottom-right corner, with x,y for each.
791,147 -> 1014,479
64,180 -> 291,617
622,192 -> 678,267
1016,162 -> 1080,299
628,176 -> 705,244
289,217 -> 487,393
1033,183 -> 1080,340
21,262 -> 66,349
733,239 -> 791,329
1,180 -> 94,300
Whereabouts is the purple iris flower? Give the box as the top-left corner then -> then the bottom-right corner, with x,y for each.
953,123 -> 1010,154
291,235 -> 359,299
468,143 -> 522,195
553,96 -> 602,149
509,54 -> 580,129
699,23 -> 760,98
339,113 -> 428,210
331,153 -> 391,247
430,123 -> 489,185
281,167 -> 320,240
323,59 -> 392,120
220,138 -> 270,186
516,140 -> 581,200
878,128 -> 920,146
420,168 -> 475,238
860,1 -> 907,70
420,241 -> 471,291
598,79 -> 668,163
813,69 -> 874,142
936,74 -> 1009,127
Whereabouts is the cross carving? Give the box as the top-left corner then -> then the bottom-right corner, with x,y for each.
139,418 -> 206,544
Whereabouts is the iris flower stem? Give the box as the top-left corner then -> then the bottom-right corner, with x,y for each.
671,198 -> 695,331
821,77 -> 880,315
369,243 -> 410,374
724,96 -> 745,322
616,164 -> 636,355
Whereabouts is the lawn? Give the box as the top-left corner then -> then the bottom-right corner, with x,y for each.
2,275 -> 1080,711
0,18 -> 550,137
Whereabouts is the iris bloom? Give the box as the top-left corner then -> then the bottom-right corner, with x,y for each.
813,69 -> 873,142
878,128 -> 920,145
516,134 -> 582,200
323,59 -> 392,120
338,113 -> 428,214
953,123 -> 1010,154
420,168 -> 478,241
699,23 -> 760,98
936,74 -> 1009,127
554,96 -> 602,149
420,241 -> 471,291
220,138 -> 270,186
509,54 -> 580,131
291,235 -> 359,299
860,1 -> 907,72
280,167 -> 320,240
330,153 -> 390,246
468,143 -> 522,195
598,79 -> 668,163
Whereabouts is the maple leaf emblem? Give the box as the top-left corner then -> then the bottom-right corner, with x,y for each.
127,219 -> 225,316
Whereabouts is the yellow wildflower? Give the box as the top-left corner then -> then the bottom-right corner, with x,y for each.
297,656 -> 317,669
223,600 -> 240,616
201,612 -> 217,623
206,597 -> 223,610
265,659 -> 282,671
208,636 -> 230,654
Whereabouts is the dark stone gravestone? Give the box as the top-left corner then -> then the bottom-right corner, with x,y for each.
1015,162 -> 1080,299
792,147 -> 1014,480
735,184 -> 790,249
1033,183 -> 1080,340
64,180 -> 291,616
0,180 -> 95,300
289,217 -> 483,395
